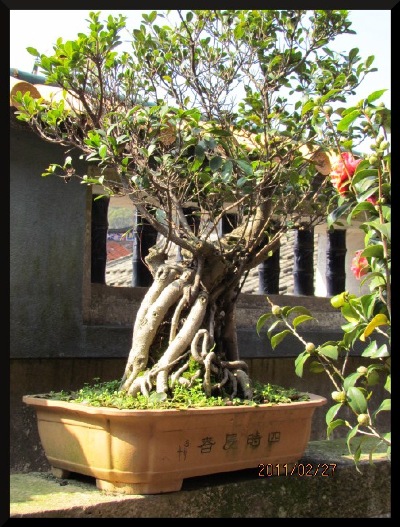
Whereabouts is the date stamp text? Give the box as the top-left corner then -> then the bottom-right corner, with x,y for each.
258,462 -> 337,477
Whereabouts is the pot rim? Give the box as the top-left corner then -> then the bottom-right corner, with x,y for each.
22,392 -> 327,417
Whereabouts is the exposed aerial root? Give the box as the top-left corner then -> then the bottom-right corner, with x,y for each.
234,369 -> 253,399
155,292 -> 209,393
203,350 -> 218,396
120,267 -> 195,389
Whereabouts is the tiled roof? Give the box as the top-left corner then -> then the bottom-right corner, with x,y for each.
106,241 -> 131,261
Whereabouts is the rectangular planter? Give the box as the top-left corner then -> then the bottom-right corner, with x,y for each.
23,393 -> 326,494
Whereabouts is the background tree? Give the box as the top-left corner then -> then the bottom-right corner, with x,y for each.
14,9 -> 378,401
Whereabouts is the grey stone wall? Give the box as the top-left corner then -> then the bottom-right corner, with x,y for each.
10,121 -> 88,359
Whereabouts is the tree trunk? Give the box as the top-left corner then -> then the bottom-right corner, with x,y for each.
120,250 -> 252,401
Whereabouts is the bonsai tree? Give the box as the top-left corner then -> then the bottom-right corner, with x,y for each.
14,9 -> 380,402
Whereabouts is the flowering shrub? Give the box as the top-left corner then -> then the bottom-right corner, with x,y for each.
258,92 -> 391,469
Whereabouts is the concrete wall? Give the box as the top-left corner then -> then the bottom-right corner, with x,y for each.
10,119 -> 88,359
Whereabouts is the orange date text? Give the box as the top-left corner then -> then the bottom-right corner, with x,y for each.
258,462 -> 337,477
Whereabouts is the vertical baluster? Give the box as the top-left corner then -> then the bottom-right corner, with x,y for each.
132,209 -> 158,287
293,227 -> 314,296
91,195 -> 109,284
326,229 -> 347,296
258,239 -> 280,294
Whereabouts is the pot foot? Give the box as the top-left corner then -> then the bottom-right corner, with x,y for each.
51,467 -> 71,479
96,478 -> 183,495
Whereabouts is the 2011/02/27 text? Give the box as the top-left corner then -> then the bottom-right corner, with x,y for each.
258,463 -> 337,477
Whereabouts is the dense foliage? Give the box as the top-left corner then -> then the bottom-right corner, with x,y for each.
258,94 -> 391,467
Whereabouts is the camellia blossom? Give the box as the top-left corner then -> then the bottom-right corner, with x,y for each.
366,195 -> 378,205
329,152 -> 362,194
351,250 -> 369,280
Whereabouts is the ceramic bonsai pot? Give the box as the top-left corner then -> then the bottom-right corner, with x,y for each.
23,393 -> 326,494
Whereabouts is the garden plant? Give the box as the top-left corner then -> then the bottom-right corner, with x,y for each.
258,107 -> 391,466
14,7 -> 390,447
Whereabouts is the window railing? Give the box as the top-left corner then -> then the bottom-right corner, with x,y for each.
92,198 -> 367,298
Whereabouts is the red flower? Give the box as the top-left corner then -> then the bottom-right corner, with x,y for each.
351,250 -> 369,280
329,152 -> 362,194
366,195 -> 378,205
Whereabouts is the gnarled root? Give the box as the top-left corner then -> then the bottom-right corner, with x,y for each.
121,266 -> 194,390
155,291 -> 209,393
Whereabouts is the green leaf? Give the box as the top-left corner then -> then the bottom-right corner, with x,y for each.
270,330 -> 291,350
294,351 -> 309,378
190,157 -> 204,172
236,159 -> 253,176
341,301 -> 360,323
365,55 -> 375,68
209,156 -> 223,171
368,275 -> 387,290
301,100 -> 315,116
148,10 -> 157,23
351,168 -> 378,187
366,369 -> 380,387
347,202 -> 376,222
133,28 -> 145,41
325,403 -> 342,425
292,314 -> 314,328
343,372 -> 363,390
346,424 -> 360,454
256,313 -> 273,335
362,221 -> 391,241
346,387 -> 367,414
383,432 -> 391,443
362,343 -> 389,359
98,145 -> 107,159
337,110 -> 360,132
320,89 -> 341,104
349,47 -> 359,62
384,374 -> 391,394
309,361 -> 325,373
373,399 -> 390,417
267,319 -> 284,339
234,23 -> 244,39
327,201 -> 353,228
286,306 -> 313,317
327,418 -> 346,438
367,89 -> 387,103
353,444 -> 362,465
194,144 -> 205,159
318,344 -> 339,360
360,245 -> 384,259
207,128 -> 232,137
26,46 -> 40,57
221,160 -> 233,180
